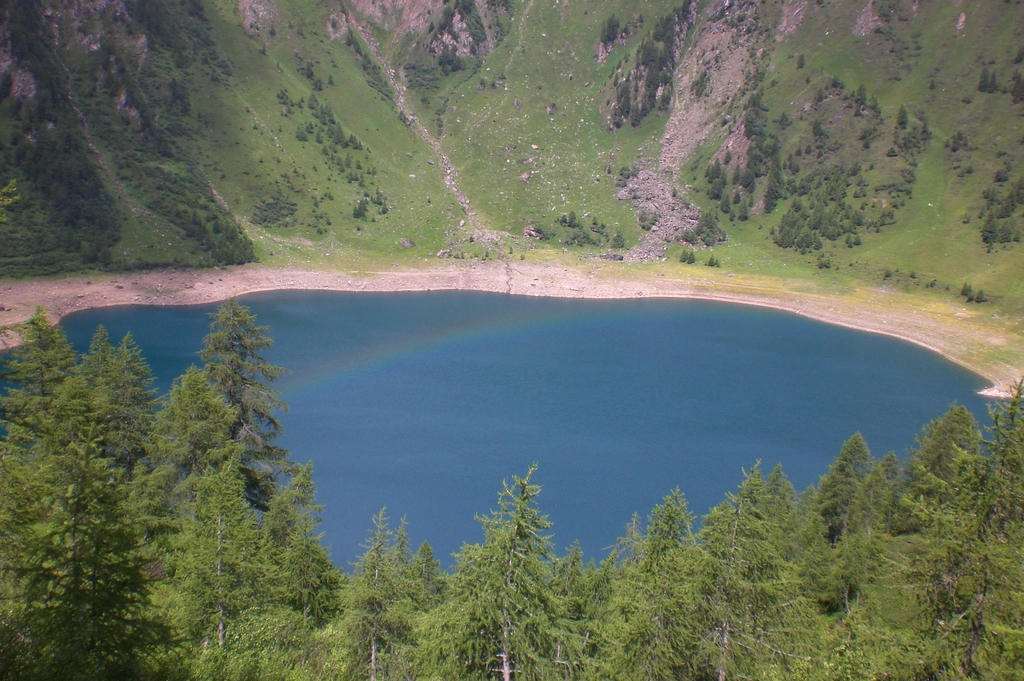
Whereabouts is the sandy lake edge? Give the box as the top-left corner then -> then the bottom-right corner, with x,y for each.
0,260 -> 1020,398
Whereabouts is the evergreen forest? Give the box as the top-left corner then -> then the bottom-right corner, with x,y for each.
1,302 -> 1023,680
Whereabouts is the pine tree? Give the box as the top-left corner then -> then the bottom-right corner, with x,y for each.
263,464 -> 342,625
549,541 -> 607,676
408,541 -> 445,609
172,458 -> 267,648
817,433 -> 872,543
16,434 -> 169,679
342,509 -> 418,680
695,465 -> 810,680
79,328 -> 157,475
904,405 -> 980,511
855,452 -> 900,537
897,105 -> 908,129
200,300 -> 290,508
153,366 -> 242,502
763,161 -> 785,213
979,67 -> 992,93
422,465 -> 562,680
911,383 -> 1024,677
605,489 -> 700,679
0,309 -> 77,443
1013,72 -> 1024,103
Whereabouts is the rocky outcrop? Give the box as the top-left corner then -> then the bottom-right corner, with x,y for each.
346,0 -> 442,35
239,0 -> 278,35
618,160 -> 700,262
9,68 -> 37,101
429,11 -> 482,57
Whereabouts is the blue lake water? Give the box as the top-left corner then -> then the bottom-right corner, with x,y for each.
59,291 -> 991,567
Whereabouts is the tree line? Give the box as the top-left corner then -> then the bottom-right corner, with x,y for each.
1,302 -> 1023,679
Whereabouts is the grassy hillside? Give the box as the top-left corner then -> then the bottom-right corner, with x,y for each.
3,0 -> 1024,345
375,0 -> 1024,331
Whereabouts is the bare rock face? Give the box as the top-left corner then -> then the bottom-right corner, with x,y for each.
239,0 -> 278,35
400,238 -> 416,248
347,0 -> 442,35
326,12 -> 349,40
429,12 -> 483,58
10,68 -> 37,101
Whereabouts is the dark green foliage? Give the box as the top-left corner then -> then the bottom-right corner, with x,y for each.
353,196 -> 370,219
12,437 -> 170,679
200,301 -> 290,509
694,466 -> 809,678
1012,72 -> 1024,103
684,210 -> 727,247
251,195 -> 298,226
818,433 -> 872,544
340,510 -> 421,678
605,490 -> 699,678
909,387 -> 1024,678
78,327 -> 157,475
421,464 -> 564,678
263,465 -> 342,625
904,405 -> 981,512
0,0 -> 119,275
978,66 -> 1000,93
0,0 -> 255,274
601,14 -> 621,44
173,458 -> 267,648
611,3 -> 694,128
772,166 -> 869,252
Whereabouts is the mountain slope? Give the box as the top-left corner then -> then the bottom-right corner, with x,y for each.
3,0 -> 1024,337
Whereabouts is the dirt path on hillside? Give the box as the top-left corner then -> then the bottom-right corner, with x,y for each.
350,22 -> 483,235
0,262 -> 1019,397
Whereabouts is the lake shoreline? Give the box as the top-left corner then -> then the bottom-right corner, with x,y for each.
0,261 -> 1019,397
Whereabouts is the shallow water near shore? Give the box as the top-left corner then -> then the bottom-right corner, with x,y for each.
61,290 -> 990,566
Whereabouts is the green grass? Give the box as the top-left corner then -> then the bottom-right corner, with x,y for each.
8,0 -> 1024,373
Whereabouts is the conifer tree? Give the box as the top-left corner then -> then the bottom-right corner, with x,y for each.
153,366 -> 242,502
764,463 -> 799,551
0,309 -> 77,443
79,328 -> 157,475
549,541 -> 607,676
911,384 -> 1024,677
408,541 -> 445,609
817,433 -> 872,543
342,509 -> 418,681
200,300 -> 289,508
263,464 -> 342,625
905,404 -> 980,505
855,452 -> 900,537
173,459 -> 266,648
606,489 -> 700,679
695,465 -> 810,680
896,105 -> 908,129
16,434 -> 169,679
422,465 -> 562,680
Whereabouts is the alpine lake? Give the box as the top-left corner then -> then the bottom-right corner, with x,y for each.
59,291 -> 991,567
